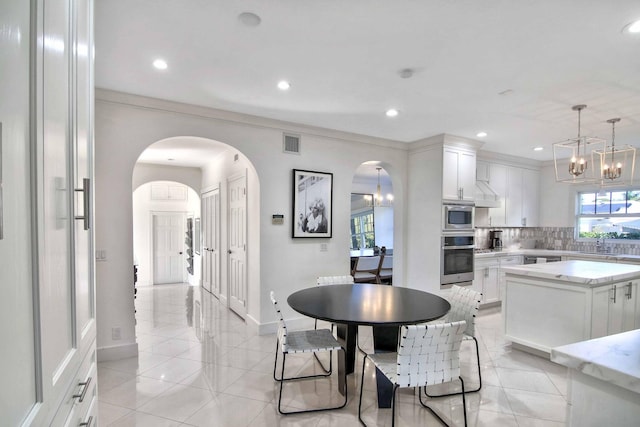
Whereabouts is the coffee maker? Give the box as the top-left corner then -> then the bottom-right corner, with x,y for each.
490,230 -> 503,250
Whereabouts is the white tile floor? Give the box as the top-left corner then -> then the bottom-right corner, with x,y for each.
98,284 -> 569,426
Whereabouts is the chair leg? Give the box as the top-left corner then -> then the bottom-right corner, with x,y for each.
418,377 -> 467,427
423,336 -> 481,397
277,349 -> 348,415
358,355 -> 400,427
358,355 -> 369,426
274,339 -> 332,382
312,349 -> 333,374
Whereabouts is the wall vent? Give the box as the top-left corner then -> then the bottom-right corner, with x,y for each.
283,133 -> 301,154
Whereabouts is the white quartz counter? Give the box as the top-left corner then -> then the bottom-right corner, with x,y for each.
501,260 -> 640,287
550,330 -> 640,426
474,248 -> 640,262
551,329 -> 640,395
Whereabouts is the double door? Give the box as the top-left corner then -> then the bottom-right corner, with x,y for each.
202,189 -> 220,297
592,280 -> 639,338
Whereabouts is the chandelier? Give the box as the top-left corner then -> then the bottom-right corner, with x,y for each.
594,118 -> 636,187
553,105 -> 606,184
365,168 -> 393,207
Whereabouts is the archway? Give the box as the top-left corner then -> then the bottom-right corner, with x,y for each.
351,161 -> 395,283
132,136 -> 260,320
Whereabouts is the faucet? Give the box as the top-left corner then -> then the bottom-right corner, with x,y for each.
596,238 -> 611,254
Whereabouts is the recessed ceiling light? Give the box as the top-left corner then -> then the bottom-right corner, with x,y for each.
277,80 -> 290,90
385,109 -> 399,117
153,59 -> 168,70
476,131 -> 488,138
238,12 -> 261,27
623,19 -> 640,34
533,146 -> 544,151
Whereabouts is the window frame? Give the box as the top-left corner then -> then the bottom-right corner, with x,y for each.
350,210 -> 375,250
576,188 -> 640,242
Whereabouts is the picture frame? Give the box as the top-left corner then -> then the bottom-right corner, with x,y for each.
292,169 -> 333,238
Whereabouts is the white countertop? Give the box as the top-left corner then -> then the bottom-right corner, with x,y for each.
474,248 -> 640,262
501,260 -> 640,286
551,329 -> 640,395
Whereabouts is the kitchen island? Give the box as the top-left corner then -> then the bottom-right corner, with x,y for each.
551,329 -> 640,427
501,260 -> 640,355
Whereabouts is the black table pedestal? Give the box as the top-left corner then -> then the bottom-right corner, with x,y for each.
335,324 -> 357,374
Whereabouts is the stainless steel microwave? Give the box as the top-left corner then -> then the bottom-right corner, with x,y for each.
442,204 -> 474,231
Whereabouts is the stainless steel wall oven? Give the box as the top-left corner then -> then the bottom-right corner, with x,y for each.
441,233 -> 475,287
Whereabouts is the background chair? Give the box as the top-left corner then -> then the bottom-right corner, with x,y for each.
377,255 -> 393,284
425,284 -> 482,397
358,321 -> 468,427
270,291 -> 347,414
352,255 -> 381,283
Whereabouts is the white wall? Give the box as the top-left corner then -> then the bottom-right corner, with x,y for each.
132,180 -> 201,286
94,90 -> 409,357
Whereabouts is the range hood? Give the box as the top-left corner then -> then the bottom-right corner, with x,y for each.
475,180 -> 501,208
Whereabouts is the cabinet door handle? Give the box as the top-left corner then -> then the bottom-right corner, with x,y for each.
74,178 -> 90,230
79,416 -> 93,427
72,376 -> 92,402
626,282 -> 633,300
611,285 -> 617,304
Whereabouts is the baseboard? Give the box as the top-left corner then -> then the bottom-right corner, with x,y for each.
97,342 -> 139,362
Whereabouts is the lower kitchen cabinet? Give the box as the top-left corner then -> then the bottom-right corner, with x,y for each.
474,255 -> 523,307
591,281 -> 639,338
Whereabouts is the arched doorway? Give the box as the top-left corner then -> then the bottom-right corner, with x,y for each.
133,136 -> 259,320
351,161 -> 394,283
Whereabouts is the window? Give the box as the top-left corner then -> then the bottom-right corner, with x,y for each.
577,190 -> 640,240
350,212 -> 375,250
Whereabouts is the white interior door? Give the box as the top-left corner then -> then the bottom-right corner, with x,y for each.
228,175 -> 247,318
202,189 -> 220,297
153,213 -> 185,284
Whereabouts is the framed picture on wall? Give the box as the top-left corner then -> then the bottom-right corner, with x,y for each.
292,169 -> 333,238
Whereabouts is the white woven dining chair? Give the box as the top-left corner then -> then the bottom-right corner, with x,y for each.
313,275 -> 355,369
358,321 -> 468,427
425,284 -> 483,397
270,291 -> 347,415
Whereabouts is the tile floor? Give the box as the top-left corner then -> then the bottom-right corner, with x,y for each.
98,283 -> 569,426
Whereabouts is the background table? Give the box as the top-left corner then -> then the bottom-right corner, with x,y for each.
287,284 -> 450,407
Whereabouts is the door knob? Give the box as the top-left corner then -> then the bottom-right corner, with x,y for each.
228,249 -> 232,254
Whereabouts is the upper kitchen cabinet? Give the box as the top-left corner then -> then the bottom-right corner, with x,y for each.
443,145 -> 476,203
484,160 -> 540,227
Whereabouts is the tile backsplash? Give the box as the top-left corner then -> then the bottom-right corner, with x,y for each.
475,227 -> 640,255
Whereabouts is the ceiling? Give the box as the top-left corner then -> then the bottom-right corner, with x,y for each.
95,1 -> 640,163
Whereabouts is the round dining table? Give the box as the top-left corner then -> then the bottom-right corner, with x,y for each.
287,283 -> 451,407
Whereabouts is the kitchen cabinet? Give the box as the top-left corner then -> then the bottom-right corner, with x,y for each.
443,146 -> 476,202
0,0 -> 96,425
503,260 -> 640,354
591,281 -> 638,338
487,164 -> 540,227
474,254 -> 523,306
487,164 -> 507,226
474,258 -> 501,305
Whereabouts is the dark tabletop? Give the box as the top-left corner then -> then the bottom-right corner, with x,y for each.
287,284 -> 450,326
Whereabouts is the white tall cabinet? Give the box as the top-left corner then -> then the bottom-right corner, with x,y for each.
443,145 -> 476,202
0,0 -> 96,425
